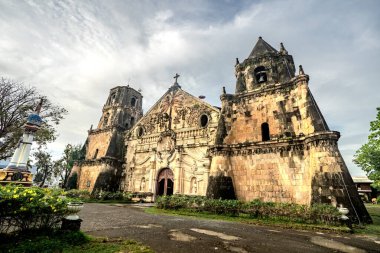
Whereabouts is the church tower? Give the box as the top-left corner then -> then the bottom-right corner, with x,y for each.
71,85 -> 143,193
210,37 -> 371,223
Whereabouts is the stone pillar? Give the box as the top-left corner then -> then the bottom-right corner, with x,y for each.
174,166 -> 180,194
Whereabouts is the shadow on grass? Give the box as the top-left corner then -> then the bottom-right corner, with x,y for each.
0,230 -> 153,253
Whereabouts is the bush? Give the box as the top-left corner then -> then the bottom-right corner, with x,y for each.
64,189 -> 91,200
0,184 -> 73,234
156,195 -> 341,225
91,190 -> 132,202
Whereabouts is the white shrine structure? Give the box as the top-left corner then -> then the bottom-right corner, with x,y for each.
0,100 -> 43,186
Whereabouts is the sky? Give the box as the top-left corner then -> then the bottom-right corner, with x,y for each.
0,0 -> 379,176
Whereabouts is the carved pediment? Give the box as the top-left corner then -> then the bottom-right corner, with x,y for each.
128,87 -> 220,139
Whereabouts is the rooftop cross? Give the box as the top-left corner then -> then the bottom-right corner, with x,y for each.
173,73 -> 180,84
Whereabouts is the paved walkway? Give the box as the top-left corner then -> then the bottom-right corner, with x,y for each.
79,203 -> 380,253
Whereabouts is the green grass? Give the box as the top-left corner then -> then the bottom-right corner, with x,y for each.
0,231 -> 153,253
354,204 -> 380,236
63,238 -> 153,253
145,207 -> 351,233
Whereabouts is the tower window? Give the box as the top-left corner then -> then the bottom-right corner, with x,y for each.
111,93 -> 117,104
261,123 -> 270,141
103,113 -> 110,127
93,149 -> 99,159
131,97 -> 137,107
130,117 -> 135,126
254,66 -> 267,84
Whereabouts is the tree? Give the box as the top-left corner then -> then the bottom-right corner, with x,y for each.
354,107 -> 380,189
33,147 -> 54,187
0,78 -> 67,160
53,144 -> 84,188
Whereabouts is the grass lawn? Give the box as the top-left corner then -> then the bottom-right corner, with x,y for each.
0,231 -> 153,253
354,204 -> 380,236
63,238 -> 153,253
145,207 -> 351,233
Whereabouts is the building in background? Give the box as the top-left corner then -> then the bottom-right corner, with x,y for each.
352,176 -> 378,202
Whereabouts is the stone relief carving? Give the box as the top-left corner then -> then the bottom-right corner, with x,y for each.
157,130 -> 176,164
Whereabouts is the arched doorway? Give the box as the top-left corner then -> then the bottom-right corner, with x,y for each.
157,168 -> 174,196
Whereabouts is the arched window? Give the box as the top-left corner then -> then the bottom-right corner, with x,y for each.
130,117 -> 135,126
261,123 -> 270,141
254,66 -> 267,84
136,126 -> 144,138
131,97 -> 137,107
103,113 -> 110,127
200,114 -> 209,127
111,93 -> 117,104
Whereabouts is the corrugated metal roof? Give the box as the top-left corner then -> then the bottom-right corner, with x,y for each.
352,176 -> 373,184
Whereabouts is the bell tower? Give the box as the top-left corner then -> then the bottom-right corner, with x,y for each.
70,85 -> 143,193
98,86 -> 143,131
235,37 -> 296,93
210,37 -> 371,223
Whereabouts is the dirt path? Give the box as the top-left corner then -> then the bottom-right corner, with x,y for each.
78,203 -> 380,253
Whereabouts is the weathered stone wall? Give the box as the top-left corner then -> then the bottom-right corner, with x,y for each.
223,76 -> 327,145
210,140 -> 307,204
85,130 -> 114,160
74,160 -> 122,193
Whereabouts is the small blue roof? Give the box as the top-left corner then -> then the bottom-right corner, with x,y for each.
27,113 -> 43,126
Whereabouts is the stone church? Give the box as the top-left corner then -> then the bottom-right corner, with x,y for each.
71,37 -> 371,223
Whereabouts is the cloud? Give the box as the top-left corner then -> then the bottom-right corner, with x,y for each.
0,0 -> 379,176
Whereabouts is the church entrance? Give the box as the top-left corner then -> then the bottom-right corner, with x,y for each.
157,168 -> 174,196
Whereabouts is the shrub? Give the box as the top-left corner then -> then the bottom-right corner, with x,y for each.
64,189 -> 91,200
0,184 -> 73,234
156,195 -> 341,225
90,189 -> 132,202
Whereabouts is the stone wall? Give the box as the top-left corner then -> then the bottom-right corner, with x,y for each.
73,160 -> 122,193
222,76 -> 327,145
85,130 -> 114,160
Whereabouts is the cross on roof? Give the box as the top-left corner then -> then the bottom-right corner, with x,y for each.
173,73 -> 180,83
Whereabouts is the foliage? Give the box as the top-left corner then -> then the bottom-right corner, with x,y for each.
64,189 -> 132,203
33,147 -> 54,187
156,195 -> 341,225
91,190 -> 132,201
0,184 -> 73,234
0,77 -> 67,160
53,144 -> 84,188
67,172 -> 78,190
64,189 -> 91,200
354,107 -> 380,189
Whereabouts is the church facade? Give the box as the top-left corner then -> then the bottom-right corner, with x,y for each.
71,37 -> 371,223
